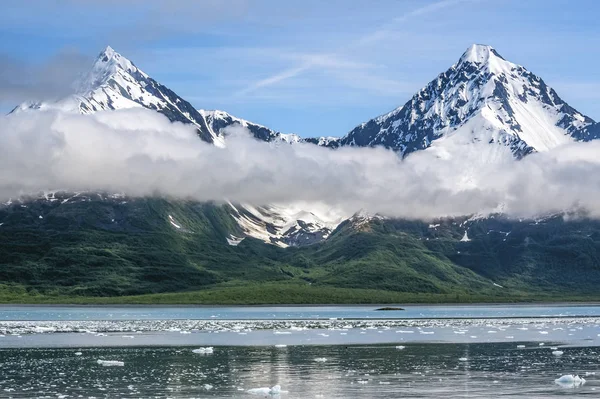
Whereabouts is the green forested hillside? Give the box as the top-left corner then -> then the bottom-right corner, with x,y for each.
0,195 -> 599,303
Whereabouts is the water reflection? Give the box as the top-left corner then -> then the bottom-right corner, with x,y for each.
0,343 -> 598,398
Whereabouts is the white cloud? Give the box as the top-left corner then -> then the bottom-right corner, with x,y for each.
2,108 -> 600,221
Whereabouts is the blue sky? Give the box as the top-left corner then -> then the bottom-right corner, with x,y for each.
1,0 -> 599,137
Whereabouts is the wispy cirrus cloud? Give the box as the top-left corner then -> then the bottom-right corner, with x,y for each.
234,0 -> 478,98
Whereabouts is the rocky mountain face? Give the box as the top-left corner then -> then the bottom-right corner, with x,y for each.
8,46 -> 342,247
337,44 -> 599,158
7,44 -> 600,247
11,46 -> 221,144
4,44 -> 600,299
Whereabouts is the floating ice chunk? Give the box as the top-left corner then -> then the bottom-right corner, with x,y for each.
552,351 -> 564,356
97,360 -> 124,367
458,357 -> 468,362
517,345 -> 526,348
274,344 -> 287,348
555,375 -> 585,388
33,326 -> 56,333
203,384 -> 213,390
357,380 -> 368,384
539,343 -> 545,346
192,347 -> 214,355
395,346 -> 405,350
180,331 -> 191,334
314,358 -> 328,362
539,331 -> 549,335
247,385 -> 283,395
74,352 -> 83,356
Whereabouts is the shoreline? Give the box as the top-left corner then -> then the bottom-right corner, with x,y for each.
1,301 -> 600,308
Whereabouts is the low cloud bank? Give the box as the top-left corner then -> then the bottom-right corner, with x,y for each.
1,108 -> 599,220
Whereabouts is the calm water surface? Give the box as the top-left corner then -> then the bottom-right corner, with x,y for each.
1,304 -> 599,321
1,304 -> 598,397
0,344 -> 598,398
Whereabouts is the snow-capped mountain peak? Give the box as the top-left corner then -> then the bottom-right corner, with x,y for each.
339,44 -> 599,158
76,46 -> 147,94
11,46 -> 220,143
458,44 -> 506,68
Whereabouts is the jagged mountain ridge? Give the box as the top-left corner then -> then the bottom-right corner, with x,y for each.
8,44 -> 600,246
337,44 -> 600,157
11,46 -> 222,145
11,46 -> 336,148
9,46 -> 343,247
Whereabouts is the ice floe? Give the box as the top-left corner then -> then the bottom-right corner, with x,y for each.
247,385 -> 284,396
192,347 -> 214,355
97,360 -> 124,367
554,374 -> 585,388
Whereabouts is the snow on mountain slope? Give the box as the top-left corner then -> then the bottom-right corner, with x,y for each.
340,44 -> 599,158
199,109 -> 302,144
199,109 -> 340,147
11,46 -> 222,145
227,202 -> 347,247
8,45 -> 344,247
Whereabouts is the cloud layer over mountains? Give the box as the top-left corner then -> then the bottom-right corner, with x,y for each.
2,108 -> 600,220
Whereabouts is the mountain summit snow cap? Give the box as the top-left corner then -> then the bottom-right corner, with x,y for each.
77,45 -> 146,94
458,44 -> 505,64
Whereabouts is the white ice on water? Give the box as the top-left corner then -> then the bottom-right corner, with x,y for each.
97,360 -> 124,367
247,384 -> 284,396
555,375 -> 586,388
192,347 -> 214,354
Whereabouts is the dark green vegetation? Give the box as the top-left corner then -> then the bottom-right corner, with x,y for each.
0,193 -> 599,304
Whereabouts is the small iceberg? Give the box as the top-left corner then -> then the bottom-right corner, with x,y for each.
395,346 -> 405,350
74,352 -> 83,356
552,351 -> 564,356
458,357 -> 468,362
97,360 -> 124,367
192,347 -> 214,355
247,385 -> 284,396
555,374 -> 585,388
314,357 -> 328,362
